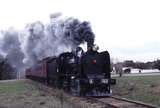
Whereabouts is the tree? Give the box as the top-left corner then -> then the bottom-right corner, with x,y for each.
0,57 -> 16,80
123,60 -> 135,67
153,59 -> 160,70
114,62 -> 123,77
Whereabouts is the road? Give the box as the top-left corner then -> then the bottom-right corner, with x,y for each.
112,72 -> 160,77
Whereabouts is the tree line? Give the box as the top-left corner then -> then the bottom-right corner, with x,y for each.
113,59 -> 160,70
0,57 -> 16,80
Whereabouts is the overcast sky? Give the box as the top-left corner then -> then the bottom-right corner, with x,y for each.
0,0 -> 160,62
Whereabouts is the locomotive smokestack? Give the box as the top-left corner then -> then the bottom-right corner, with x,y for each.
87,42 -> 93,50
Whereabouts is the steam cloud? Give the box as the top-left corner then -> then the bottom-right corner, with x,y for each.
0,29 -> 25,70
0,13 -> 95,78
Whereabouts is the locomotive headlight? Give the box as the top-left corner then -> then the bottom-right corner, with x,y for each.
101,79 -> 108,84
71,76 -> 75,79
69,58 -> 75,63
89,79 -> 94,84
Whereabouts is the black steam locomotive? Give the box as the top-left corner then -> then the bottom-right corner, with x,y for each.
26,45 -> 116,96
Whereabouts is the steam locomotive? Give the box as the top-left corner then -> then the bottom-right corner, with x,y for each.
26,45 -> 116,96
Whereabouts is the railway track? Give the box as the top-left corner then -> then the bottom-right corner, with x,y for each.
86,96 -> 158,108
29,80 -> 158,108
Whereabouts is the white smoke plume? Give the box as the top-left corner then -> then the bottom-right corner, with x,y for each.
0,13 -> 95,77
0,28 -> 25,69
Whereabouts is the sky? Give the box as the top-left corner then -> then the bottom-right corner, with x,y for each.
0,0 -> 160,62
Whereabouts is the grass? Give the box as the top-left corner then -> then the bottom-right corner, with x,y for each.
0,80 -> 99,108
111,75 -> 160,106
0,80 -> 74,108
1,76 -> 160,107
0,81 -> 35,93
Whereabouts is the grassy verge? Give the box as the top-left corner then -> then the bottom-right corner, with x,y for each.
0,80 -> 35,93
0,80 -> 74,108
0,80 -> 102,108
111,75 -> 160,106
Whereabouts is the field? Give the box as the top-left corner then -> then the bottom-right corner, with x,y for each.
0,76 -> 160,108
0,80 -> 74,108
111,75 -> 160,106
